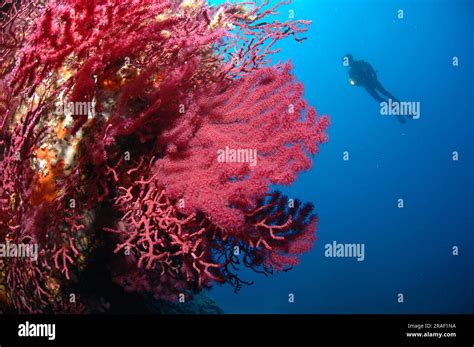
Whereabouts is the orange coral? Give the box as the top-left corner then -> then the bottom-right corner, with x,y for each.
30,146 -> 65,205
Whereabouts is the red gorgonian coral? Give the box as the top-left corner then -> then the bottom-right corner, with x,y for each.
0,0 -> 329,313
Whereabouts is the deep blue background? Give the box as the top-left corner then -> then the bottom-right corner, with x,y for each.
208,0 -> 473,313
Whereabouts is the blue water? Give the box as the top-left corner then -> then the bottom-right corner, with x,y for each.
208,0 -> 474,313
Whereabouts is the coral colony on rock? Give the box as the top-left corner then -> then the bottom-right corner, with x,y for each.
0,0 -> 328,313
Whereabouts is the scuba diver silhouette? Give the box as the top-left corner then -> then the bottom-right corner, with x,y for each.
344,54 -> 408,123
345,54 -> 399,103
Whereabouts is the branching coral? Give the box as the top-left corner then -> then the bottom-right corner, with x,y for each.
0,0 -> 329,313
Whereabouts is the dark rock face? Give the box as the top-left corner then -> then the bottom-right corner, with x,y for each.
145,293 -> 224,315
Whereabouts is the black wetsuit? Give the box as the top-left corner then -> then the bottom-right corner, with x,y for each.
348,59 -> 399,103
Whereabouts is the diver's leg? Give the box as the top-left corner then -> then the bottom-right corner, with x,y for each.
373,80 -> 398,102
374,81 -> 413,122
365,86 -> 406,123
363,86 -> 386,103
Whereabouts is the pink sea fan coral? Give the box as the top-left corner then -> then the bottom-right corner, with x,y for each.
156,63 -> 329,231
0,0 -> 329,313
